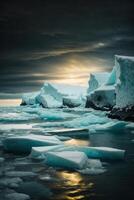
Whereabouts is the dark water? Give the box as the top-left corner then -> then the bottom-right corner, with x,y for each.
0,106 -> 134,200
1,131 -> 133,200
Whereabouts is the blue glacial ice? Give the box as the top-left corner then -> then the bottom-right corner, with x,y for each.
3,134 -> 62,153
30,145 -> 125,160
45,151 -> 88,169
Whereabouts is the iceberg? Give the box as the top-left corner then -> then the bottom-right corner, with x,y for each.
86,85 -> 116,110
21,92 -> 39,106
109,55 -> 134,121
20,82 -> 86,108
36,83 -> 63,108
30,145 -> 125,160
3,134 -> 62,154
87,72 -> 110,94
115,55 -> 134,108
45,151 -> 88,169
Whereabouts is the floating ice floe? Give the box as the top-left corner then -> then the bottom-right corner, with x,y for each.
78,159 -> 106,175
44,151 -> 106,174
37,109 -> 78,120
3,134 -> 62,153
0,124 -> 36,131
89,121 -> 128,133
30,145 -> 125,160
0,112 -> 38,122
63,113 -> 110,128
45,151 -> 88,169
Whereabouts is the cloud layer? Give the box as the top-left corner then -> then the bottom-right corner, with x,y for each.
0,0 -> 134,93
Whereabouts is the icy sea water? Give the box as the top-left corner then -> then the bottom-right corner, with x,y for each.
0,105 -> 134,200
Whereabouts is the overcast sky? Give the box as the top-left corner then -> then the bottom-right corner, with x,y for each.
0,0 -> 134,94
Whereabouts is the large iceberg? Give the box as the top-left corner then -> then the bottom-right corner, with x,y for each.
30,145 -> 125,160
87,72 -> 110,94
3,134 -> 62,153
21,82 -> 86,108
115,55 -> 134,108
109,55 -> 134,121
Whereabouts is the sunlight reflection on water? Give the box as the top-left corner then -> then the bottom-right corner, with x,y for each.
57,171 -> 94,200
65,139 -> 90,146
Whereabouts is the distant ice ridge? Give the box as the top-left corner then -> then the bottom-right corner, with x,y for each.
21,83 -> 86,108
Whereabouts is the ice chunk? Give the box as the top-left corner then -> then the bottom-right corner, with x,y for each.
21,92 -> 39,105
3,134 -> 62,153
90,121 -> 128,133
78,159 -> 106,175
115,55 -> 134,108
0,124 -> 35,131
36,82 -> 63,108
5,192 -> 30,200
86,85 -> 116,110
87,72 -> 110,94
30,145 -> 65,159
63,113 -> 109,128
37,109 -> 77,120
31,145 -> 125,160
0,112 -> 38,122
45,151 -> 88,169
63,97 -> 82,108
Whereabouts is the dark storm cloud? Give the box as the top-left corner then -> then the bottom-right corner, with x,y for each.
0,0 -> 134,93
